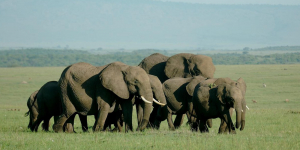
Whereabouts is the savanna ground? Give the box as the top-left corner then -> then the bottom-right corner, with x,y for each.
0,64 -> 299,149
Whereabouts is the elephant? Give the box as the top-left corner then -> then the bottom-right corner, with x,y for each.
135,75 -> 168,129
53,61 -> 157,133
162,76 -> 208,130
102,74 -> 168,131
139,53 -> 216,83
189,77 -> 247,133
104,108 -> 124,132
25,81 -> 87,132
191,82 -> 247,134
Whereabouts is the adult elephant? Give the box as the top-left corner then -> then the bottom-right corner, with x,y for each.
136,75 -> 168,129
139,53 -> 215,83
191,82 -> 247,134
25,81 -> 87,132
53,62 -> 155,132
162,76 -> 207,130
103,74 -> 168,131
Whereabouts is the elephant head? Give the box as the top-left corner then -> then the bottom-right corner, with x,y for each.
216,83 -> 245,130
25,90 -> 39,131
147,75 -> 168,128
164,53 -> 215,79
214,77 -> 247,130
99,62 -> 154,131
138,53 -> 169,82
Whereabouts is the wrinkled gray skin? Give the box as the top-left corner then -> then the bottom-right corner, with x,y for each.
162,76 -> 208,130
135,75 -> 168,129
53,62 -> 154,132
104,74 -> 168,130
139,53 -> 216,83
139,53 -> 215,129
190,78 -> 247,134
25,81 -> 87,132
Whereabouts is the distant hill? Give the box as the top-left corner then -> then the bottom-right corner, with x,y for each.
0,0 -> 300,49
1,48 -> 300,67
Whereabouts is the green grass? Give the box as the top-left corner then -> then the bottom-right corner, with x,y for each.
0,65 -> 300,149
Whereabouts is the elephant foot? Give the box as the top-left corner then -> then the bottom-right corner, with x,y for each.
93,125 -> 104,132
52,124 -> 64,133
229,129 -> 236,134
169,127 -> 176,131
112,128 -> 119,132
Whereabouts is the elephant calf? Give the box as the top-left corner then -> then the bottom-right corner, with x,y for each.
191,83 -> 247,134
25,81 -> 87,132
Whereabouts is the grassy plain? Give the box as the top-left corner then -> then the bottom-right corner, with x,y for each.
0,64 -> 300,149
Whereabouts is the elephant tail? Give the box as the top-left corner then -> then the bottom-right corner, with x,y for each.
24,111 -> 30,117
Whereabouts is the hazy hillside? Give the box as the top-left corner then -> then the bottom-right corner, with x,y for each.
0,0 -> 299,49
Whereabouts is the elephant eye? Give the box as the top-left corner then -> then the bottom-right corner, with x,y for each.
134,80 -> 139,84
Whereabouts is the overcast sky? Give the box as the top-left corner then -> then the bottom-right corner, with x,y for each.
161,0 -> 300,5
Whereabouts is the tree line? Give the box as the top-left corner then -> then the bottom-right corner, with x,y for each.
0,48 -> 300,67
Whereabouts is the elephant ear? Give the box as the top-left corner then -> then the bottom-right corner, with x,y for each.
216,84 -> 229,105
164,53 -> 194,79
186,76 -> 207,96
236,77 -> 247,97
99,62 -> 130,99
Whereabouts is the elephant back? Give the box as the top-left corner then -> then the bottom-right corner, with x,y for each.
164,53 -> 215,79
138,53 -> 169,82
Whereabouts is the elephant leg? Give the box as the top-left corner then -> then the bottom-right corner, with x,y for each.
218,119 -> 228,134
53,114 -> 69,133
167,112 -> 175,131
224,108 -> 234,133
120,100 -> 133,132
199,119 -> 209,133
117,114 -> 124,132
219,112 -> 236,134
31,118 -> 43,132
174,113 -> 185,128
64,114 -> 76,133
189,116 -> 198,132
207,119 -> 212,128
42,117 -> 51,131
93,101 -> 111,132
136,103 -> 143,126
148,106 -> 159,129
79,115 -> 88,132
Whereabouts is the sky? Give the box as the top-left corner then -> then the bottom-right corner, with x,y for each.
0,0 -> 299,50
161,0 -> 300,5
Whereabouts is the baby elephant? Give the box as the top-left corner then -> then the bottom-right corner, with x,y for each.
191,83 -> 246,134
25,81 -> 87,132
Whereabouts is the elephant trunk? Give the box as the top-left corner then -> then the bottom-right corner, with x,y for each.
234,101 -> 242,129
137,91 -> 153,131
240,99 -> 246,131
153,90 -> 168,121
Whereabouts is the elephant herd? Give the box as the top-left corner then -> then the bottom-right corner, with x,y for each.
25,53 -> 247,134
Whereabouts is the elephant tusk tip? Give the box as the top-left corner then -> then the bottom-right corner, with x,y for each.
152,98 -> 166,106
141,96 -> 152,104
246,105 -> 250,110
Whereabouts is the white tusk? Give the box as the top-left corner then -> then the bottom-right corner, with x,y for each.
141,96 -> 152,104
241,110 -> 243,112
153,98 -> 166,106
246,105 -> 249,110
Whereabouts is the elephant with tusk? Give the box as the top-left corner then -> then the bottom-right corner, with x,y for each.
190,77 -> 247,134
53,62 -> 156,133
